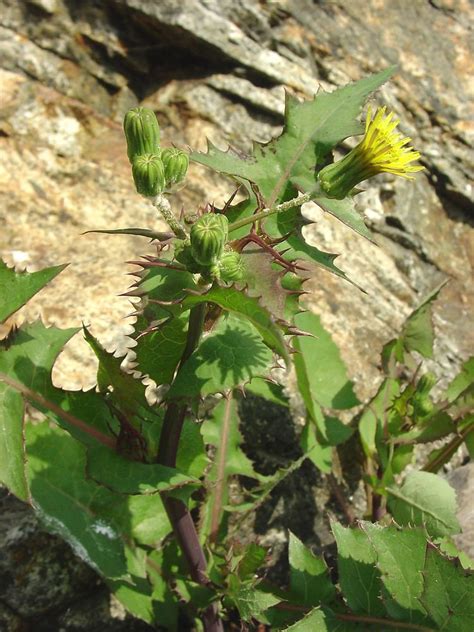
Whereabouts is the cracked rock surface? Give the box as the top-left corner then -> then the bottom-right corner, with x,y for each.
0,0 -> 473,629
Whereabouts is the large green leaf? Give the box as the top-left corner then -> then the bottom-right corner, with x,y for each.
26,422 -> 129,580
86,444 -> 197,495
421,545 -> 474,632
0,321 -> 117,447
293,311 -> 359,413
168,314 -> 273,398
387,471 -> 460,538
358,378 -> 400,458
288,532 -> 335,607
0,259 -> 67,323
0,321 -> 77,500
361,522 -> 427,620
192,68 -> 394,208
444,356 -> 474,404
331,521 -> 385,617
182,285 -> 288,361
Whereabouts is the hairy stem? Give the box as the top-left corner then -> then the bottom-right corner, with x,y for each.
156,304 -> 223,632
227,189 -> 317,233
151,194 -> 188,239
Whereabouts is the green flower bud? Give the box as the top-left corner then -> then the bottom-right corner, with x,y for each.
132,153 -> 166,197
162,147 -> 189,187
190,214 -> 229,266
219,250 -> 244,283
412,395 -> 434,418
124,107 -> 160,163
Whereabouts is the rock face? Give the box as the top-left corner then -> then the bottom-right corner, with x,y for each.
0,0 -> 473,628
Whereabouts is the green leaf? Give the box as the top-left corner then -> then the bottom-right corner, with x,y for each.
444,356 -> 474,404
0,321 -> 117,447
245,377 -> 289,407
192,68 -> 394,208
100,494 -> 171,546
236,543 -> 268,581
400,282 -> 446,359
361,522 -> 427,620
331,521 -> 385,617
182,285 -> 288,361
300,421 -> 333,473
293,311 -> 359,412
200,395 -> 267,540
86,444 -> 197,495
0,386 -> 28,500
288,532 -> 335,606
168,314 -> 273,398
26,422 -> 129,580
282,608 -> 330,631
358,378 -> 400,457
228,581 -> 280,622
0,259 -> 67,323
420,545 -> 474,631
83,326 -> 147,415
394,411 -> 455,445
387,471 -> 461,538
134,314 -> 188,386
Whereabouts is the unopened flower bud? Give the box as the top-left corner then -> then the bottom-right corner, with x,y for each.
417,372 -> 436,395
132,154 -> 166,197
190,214 -> 228,266
124,107 -> 160,163
162,147 -> 189,187
219,250 -> 244,283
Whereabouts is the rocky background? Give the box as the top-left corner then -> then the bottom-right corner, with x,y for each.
0,0 -> 473,630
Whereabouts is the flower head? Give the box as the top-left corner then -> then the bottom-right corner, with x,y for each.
318,106 -> 424,199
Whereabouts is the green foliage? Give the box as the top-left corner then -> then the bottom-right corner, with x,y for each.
387,471 -> 460,538
0,259 -> 67,324
1,67 -> 472,632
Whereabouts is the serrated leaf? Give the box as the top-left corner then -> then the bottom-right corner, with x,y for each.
293,311 -> 359,412
361,522 -> 427,620
236,543 -> 268,581
0,321 -> 117,447
400,282 -> 446,359
282,608 -> 329,631
83,326 -> 147,415
26,422 -> 129,580
0,259 -> 67,323
300,421 -> 333,473
289,532 -> 335,606
168,314 -> 273,398
435,537 -> 474,571
387,471 -> 460,538
192,68 -> 394,208
394,411 -> 455,445
86,444 -> 196,495
228,581 -> 280,622
182,285 -> 288,361
134,314 -> 188,386
332,521 -> 385,617
421,545 -> 474,632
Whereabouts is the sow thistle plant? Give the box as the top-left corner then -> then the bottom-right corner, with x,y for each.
1,67 -> 473,632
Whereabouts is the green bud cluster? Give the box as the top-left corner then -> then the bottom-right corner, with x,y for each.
124,107 -> 189,196
174,214 -> 244,283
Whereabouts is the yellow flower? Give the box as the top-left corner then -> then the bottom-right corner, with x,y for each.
318,106 -> 424,199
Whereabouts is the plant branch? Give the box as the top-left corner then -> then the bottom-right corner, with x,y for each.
150,194 -> 188,239
335,613 -> 435,631
422,421 -> 474,473
156,304 -> 223,632
228,190 -> 317,233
